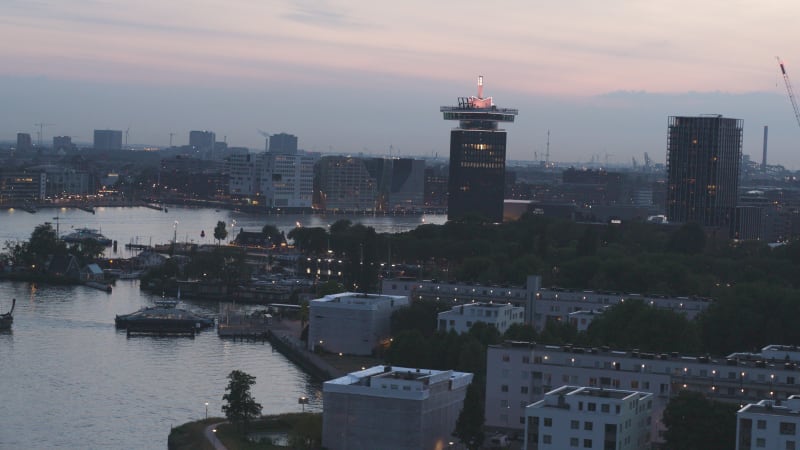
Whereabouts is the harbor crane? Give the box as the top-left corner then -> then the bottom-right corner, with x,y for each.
777,56 -> 800,130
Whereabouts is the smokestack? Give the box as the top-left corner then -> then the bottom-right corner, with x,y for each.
478,75 -> 484,99
762,125 -> 768,172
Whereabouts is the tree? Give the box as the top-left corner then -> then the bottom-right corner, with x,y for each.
453,383 -> 484,450
662,391 -> 737,450
213,220 -> 228,245
667,222 -> 706,255
261,224 -> 281,247
287,414 -> 322,450
221,370 -> 262,431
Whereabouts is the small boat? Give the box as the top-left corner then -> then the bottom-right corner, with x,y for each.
63,228 -> 112,246
0,298 -> 15,330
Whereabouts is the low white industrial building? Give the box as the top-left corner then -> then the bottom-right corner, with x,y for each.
737,396 -> 800,450
308,292 -> 409,356
322,365 -> 473,450
525,385 -> 653,450
437,302 -> 524,334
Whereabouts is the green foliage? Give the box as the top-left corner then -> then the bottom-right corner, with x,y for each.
316,280 -> 344,297
221,370 -> 263,431
586,300 -> 701,353
261,224 -> 282,247
286,413 -> 322,450
213,220 -> 228,245
390,299 -> 445,337
662,391 -> 737,450
667,222 -> 707,254
288,226 -> 328,253
453,383 -> 484,450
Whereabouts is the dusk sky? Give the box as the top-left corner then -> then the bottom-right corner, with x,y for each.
2,0 -> 800,167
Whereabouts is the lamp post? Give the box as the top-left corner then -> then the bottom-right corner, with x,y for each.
298,396 -> 308,412
205,402 -> 209,420
173,220 -> 179,245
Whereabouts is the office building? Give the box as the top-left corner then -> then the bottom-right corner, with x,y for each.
437,302 -> 524,335
0,171 -> 46,203
189,130 -> 215,159
441,76 -> 518,222
16,133 -> 32,150
666,115 -> 742,227
524,385 -> 653,450
485,342 -> 800,445
268,133 -> 298,154
52,136 -> 75,151
363,158 -> 426,212
737,396 -> 800,450
308,292 -> 409,356
93,130 -> 123,150
322,365 -> 473,450
314,156 -> 378,211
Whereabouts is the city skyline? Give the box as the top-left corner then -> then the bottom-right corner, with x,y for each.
2,1 -> 800,167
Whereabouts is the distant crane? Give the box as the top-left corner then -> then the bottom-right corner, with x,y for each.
545,129 -> 551,166
169,132 -> 175,147
777,56 -> 800,130
125,126 -> 130,148
34,122 -> 54,147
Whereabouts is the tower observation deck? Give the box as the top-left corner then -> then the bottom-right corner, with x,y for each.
441,76 -> 518,222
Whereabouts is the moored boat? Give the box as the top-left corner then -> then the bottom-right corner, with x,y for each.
62,228 -> 113,246
115,306 -> 214,335
0,298 -> 15,330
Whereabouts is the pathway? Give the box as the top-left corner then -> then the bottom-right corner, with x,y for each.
204,422 -> 227,450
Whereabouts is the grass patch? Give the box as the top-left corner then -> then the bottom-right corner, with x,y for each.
169,413 -> 322,450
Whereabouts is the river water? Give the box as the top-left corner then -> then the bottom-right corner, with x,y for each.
0,206 -> 444,449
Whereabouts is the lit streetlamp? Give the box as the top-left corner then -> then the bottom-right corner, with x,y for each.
298,396 -> 308,412
205,402 -> 209,420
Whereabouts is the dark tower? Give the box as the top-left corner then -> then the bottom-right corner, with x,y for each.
666,115 -> 742,228
441,77 -> 518,222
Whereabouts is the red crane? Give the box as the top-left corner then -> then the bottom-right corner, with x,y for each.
777,56 -> 800,130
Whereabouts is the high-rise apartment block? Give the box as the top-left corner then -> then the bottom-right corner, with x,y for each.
666,115 -> 742,227
189,130 -> 216,159
93,130 -> 122,150
441,77 -> 517,222
322,365 -> 473,450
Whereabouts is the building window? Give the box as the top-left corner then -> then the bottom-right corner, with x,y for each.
601,404 -> 610,413
502,354 -> 510,362
787,441 -> 796,450
782,422 -> 797,435
500,400 -> 508,408
522,355 -> 530,363
544,418 -> 552,427
543,435 -> 552,444
757,420 -> 767,430
584,439 -> 592,448
570,437 -> 579,447
756,437 -> 766,447
584,421 -> 593,431
501,385 -> 508,393
571,420 -> 579,429
521,386 -> 529,394
588,403 -> 596,412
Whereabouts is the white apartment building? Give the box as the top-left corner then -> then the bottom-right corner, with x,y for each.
381,275 -> 710,331
259,151 -> 316,209
322,365 -> 473,450
486,342 -> 800,445
737,396 -> 800,450
308,292 -> 409,356
226,150 -> 317,209
437,302 -> 524,335
525,385 -> 653,450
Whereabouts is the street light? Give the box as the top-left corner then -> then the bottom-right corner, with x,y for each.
173,220 -> 179,245
205,402 -> 209,420
298,396 -> 308,412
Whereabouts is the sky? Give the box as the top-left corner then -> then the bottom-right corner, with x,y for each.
1,0 -> 800,167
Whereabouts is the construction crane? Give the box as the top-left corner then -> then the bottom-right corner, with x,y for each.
777,56 -> 800,130
34,122 -> 54,147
